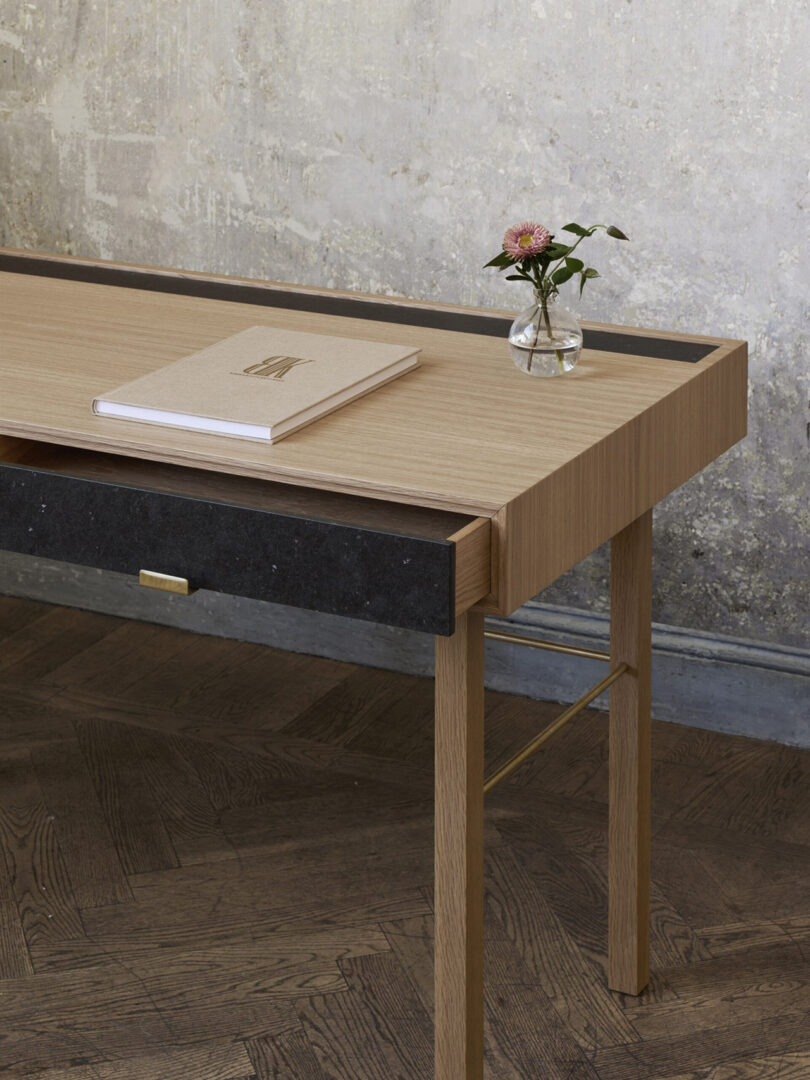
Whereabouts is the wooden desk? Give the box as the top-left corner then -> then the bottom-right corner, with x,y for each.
0,249 -> 747,1079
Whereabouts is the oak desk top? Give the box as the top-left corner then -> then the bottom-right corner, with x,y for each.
0,249 -> 747,616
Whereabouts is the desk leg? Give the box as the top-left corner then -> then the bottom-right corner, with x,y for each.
435,609 -> 485,1080
609,510 -> 652,995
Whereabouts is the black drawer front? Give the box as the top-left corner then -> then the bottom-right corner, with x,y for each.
0,466 -> 456,635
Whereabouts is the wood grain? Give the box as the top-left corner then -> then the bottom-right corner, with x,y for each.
485,844 -> 639,1050
19,1041 -> 257,1080
281,666 -> 417,748
593,1015 -> 810,1080
298,953 -> 433,1080
247,1028 -> 327,1080
487,338 -> 747,611
0,594 -> 49,640
0,686 -> 76,754
0,850 -> 33,978
434,609 -> 485,1080
0,605 -> 120,685
609,510 -> 652,994
30,739 -> 133,907
0,753 -> 84,947
449,516 -> 491,614
129,727 -> 234,866
483,947 -> 603,1080
72,716 -> 179,876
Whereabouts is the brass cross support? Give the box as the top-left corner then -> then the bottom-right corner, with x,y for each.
483,663 -> 629,793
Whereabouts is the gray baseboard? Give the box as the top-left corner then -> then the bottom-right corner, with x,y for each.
1,551 -> 808,748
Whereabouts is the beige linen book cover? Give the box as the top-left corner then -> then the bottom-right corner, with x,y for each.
93,326 -> 421,442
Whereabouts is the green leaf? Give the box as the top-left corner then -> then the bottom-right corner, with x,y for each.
483,250 -> 514,269
562,222 -> 589,236
565,256 -> 584,272
579,266 -> 600,299
505,273 -> 531,281
551,266 -> 575,286
544,242 -> 572,259
606,225 -> 629,240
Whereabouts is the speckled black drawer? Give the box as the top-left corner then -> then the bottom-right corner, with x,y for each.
0,440 -> 490,635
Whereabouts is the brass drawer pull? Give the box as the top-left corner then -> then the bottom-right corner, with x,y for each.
139,570 -> 197,596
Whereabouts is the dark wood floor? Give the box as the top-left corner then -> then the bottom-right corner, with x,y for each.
1,595 -> 809,1079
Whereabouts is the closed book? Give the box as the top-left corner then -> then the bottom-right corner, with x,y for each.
93,326 -> 421,443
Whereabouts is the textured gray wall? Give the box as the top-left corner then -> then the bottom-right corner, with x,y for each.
0,0 -> 808,649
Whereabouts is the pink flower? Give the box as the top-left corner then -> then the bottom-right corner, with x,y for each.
503,221 -> 551,260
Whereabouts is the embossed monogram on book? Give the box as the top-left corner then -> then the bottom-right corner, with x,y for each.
241,355 -> 313,379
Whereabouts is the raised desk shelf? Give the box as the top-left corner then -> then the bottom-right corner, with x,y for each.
0,437 -> 490,636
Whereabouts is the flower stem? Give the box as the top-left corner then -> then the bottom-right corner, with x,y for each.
540,293 -> 567,374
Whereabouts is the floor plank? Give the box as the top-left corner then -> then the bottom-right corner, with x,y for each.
72,715 -> 179,876
0,687 -> 83,753
281,665 -> 417,747
592,1015 -> 810,1080
0,752 -> 85,947
298,952 -> 434,1080
0,595 -> 50,641
129,726 -> 235,865
31,738 -> 133,907
16,1039 -> 257,1080
37,620 -> 194,696
485,844 -> 640,1051
247,1028 -> 327,1080
0,607 -> 122,685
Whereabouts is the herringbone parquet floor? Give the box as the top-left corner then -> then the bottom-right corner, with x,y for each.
1,594 -> 809,1079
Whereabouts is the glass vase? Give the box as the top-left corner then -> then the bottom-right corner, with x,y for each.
508,290 -> 583,376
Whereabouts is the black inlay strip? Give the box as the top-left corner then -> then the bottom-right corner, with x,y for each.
1,252 -> 718,363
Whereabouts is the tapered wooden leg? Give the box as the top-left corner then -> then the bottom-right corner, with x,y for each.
434,609 -> 485,1080
609,510 -> 652,995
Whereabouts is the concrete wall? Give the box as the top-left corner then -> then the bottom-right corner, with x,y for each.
0,3 -> 808,686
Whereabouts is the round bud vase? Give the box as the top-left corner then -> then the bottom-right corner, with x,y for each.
508,289 -> 583,376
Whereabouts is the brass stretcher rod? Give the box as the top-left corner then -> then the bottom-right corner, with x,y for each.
484,629 -> 610,663
483,662 -> 629,794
